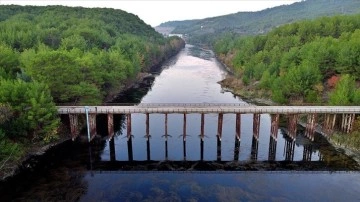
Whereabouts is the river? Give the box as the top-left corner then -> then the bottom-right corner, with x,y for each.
1,44 -> 360,201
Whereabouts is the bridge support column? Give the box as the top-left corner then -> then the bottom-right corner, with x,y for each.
341,113 -> 355,133
164,113 -> 168,160
107,113 -> 114,140
323,114 -> 336,136
253,114 -> 260,140
217,113 -> 223,161
234,137 -> 240,161
287,114 -> 298,140
217,113 -> 223,141
284,138 -> 295,161
235,113 -> 241,140
268,136 -> 277,161
200,113 -> 205,161
183,113 -> 187,160
303,145 -> 312,161
305,114 -> 317,141
146,113 -> 150,161
126,114 -> 132,138
89,114 -> 97,140
270,114 -> 279,140
234,113 -> 241,161
69,114 -> 79,140
109,137 -> 116,161
126,114 -> 133,161
251,136 -> 259,160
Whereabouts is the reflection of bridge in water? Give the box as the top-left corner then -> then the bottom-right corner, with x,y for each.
87,135 -> 355,171
58,104 -> 360,162
104,134 -> 321,163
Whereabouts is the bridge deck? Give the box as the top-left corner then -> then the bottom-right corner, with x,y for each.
57,104 -> 360,114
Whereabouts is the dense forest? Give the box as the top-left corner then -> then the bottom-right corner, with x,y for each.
0,5 -> 185,174
214,14 -> 360,105
159,0 -> 360,45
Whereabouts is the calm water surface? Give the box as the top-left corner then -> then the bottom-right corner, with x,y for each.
1,44 -> 359,201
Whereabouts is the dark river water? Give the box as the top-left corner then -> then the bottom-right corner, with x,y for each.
1,45 -> 360,201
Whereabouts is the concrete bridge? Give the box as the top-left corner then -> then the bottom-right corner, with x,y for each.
57,103 -> 359,141
57,104 -> 359,161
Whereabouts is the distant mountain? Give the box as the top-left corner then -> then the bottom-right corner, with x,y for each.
157,0 -> 360,45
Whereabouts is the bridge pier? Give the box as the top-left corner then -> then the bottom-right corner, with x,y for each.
217,113 -> 223,141
235,113 -> 241,141
89,114 -> 97,140
107,113 -> 114,140
268,136 -> 277,161
217,137 -> 221,161
341,113 -> 355,133
323,114 -> 337,136
234,113 -> 241,161
126,114 -> 133,161
284,138 -> 295,161
164,113 -> 169,160
183,113 -> 187,160
234,137 -> 240,161
270,114 -> 279,140
287,114 -> 298,140
305,114 -> 317,141
303,145 -> 312,161
253,114 -> 260,140
217,113 -> 223,161
200,113 -> 205,161
68,114 -> 79,140
251,136 -> 259,160
126,114 -> 132,139
109,137 -> 116,161
146,113 -> 150,161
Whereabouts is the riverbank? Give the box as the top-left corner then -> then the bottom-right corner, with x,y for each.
0,45 -> 186,182
215,55 -> 360,165
105,43 -> 185,103
329,138 -> 360,166
0,132 -> 70,181
218,70 -> 360,167
218,75 -> 276,106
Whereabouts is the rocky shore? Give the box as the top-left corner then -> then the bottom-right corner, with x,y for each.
218,76 -> 276,106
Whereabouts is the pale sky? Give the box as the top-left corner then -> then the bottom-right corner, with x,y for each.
1,0 -> 300,26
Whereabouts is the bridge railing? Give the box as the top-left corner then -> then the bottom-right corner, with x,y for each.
56,103 -> 252,107
57,104 -> 360,114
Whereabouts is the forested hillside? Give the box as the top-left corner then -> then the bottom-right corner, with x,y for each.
0,5 -> 185,104
214,14 -> 360,105
0,5 -> 185,172
158,0 -> 360,45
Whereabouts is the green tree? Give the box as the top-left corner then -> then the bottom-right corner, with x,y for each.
337,30 -> 360,79
0,43 -> 20,79
0,79 -> 59,142
60,35 -> 88,51
329,74 -> 357,105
